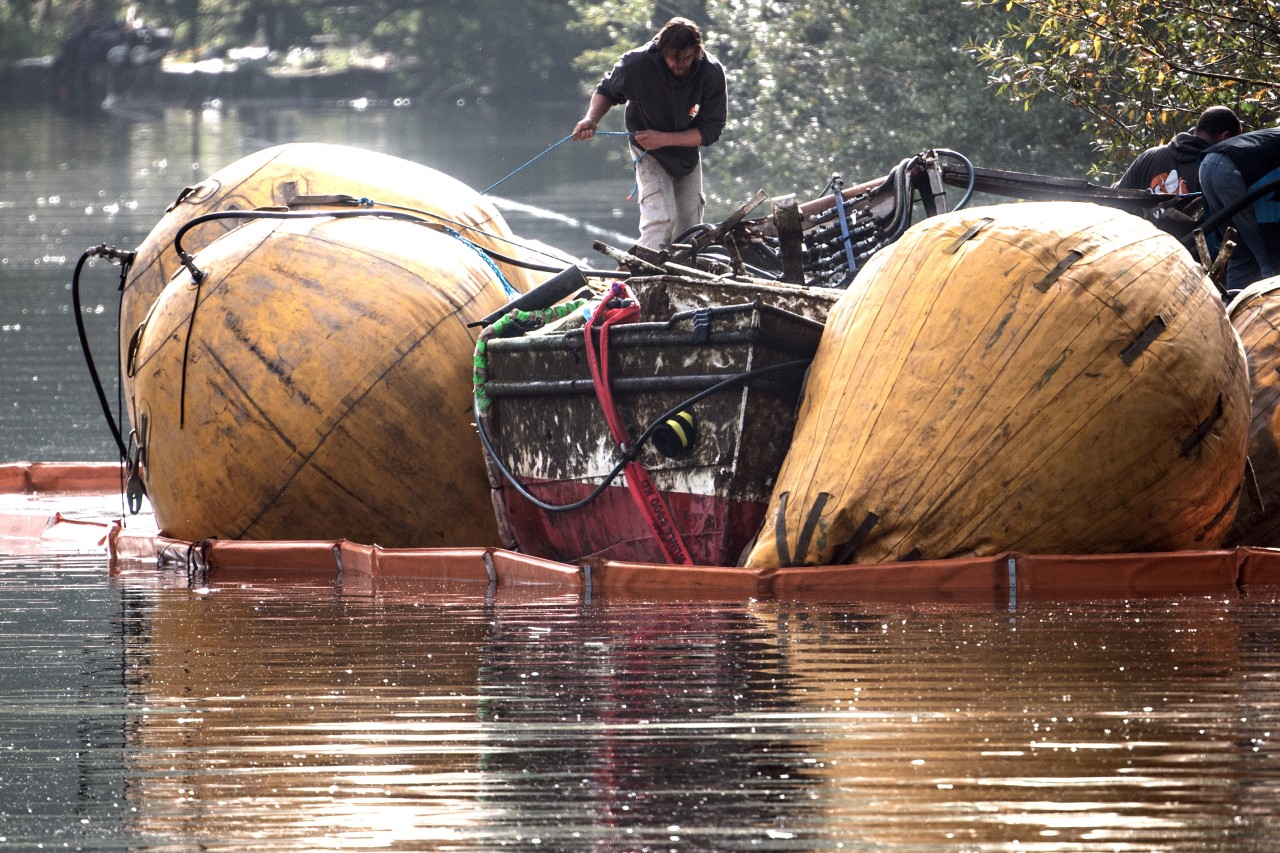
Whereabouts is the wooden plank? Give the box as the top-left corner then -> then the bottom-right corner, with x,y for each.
773,194 -> 806,285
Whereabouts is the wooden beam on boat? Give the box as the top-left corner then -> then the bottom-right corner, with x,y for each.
592,240 -> 664,275
772,194 -> 806,285
667,190 -> 769,265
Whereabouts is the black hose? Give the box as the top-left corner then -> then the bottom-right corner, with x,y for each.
172,208 -> 628,284
475,359 -> 812,513
932,148 -> 976,210
883,156 -> 917,242
673,222 -> 714,244
71,245 -> 134,459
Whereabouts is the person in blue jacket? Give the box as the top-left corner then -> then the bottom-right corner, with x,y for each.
571,17 -> 728,254
1200,127 -> 1280,290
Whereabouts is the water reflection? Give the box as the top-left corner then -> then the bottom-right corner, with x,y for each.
93,569 -> 1280,850
754,599 -> 1277,849
119,579 -> 812,849
0,556 -> 129,847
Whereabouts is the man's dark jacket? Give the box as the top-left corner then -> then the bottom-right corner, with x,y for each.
1202,127 -> 1280,262
595,41 -> 727,178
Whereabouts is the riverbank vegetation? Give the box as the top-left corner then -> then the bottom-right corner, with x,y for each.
969,0 -> 1280,171
4,0 -> 1276,188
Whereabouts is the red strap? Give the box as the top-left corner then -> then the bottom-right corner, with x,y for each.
585,292 -> 694,565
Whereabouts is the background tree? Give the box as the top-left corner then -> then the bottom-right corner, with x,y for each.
569,0 -> 1098,210
968,0 -> 1280,178
2,0 -> 583,102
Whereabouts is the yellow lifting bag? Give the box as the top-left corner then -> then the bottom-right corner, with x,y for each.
745,201 -> 1249,567
1226,277 -> 1280,546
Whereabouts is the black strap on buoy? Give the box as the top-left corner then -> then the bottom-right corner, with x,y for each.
833,511 -> 882,564
1034,250 -> 1084,292
792,492 -> 831,566
1120,314 -> 1167,366
1180,394 -> 1224,457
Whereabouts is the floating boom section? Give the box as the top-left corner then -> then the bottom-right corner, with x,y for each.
127,215 -> 508,546
746,202 -> 1250,567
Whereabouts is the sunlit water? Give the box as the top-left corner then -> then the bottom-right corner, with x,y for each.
5,103 -> 1280,850
6,554 -> 1280,850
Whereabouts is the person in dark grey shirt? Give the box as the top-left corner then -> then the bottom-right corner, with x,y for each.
572,17 -> 727,253
1115,106 -> 1240,194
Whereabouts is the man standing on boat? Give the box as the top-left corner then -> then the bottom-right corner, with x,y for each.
571,17 -> 727,254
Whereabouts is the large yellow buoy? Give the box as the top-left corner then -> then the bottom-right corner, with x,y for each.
128,213 -> 508,546
121,143 -> 537,393
1225,277 -> 1280,545
745,201 -> 1249,567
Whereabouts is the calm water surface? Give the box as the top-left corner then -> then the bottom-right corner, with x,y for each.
6,554 -> 1280,850
4,104 -> 1280,851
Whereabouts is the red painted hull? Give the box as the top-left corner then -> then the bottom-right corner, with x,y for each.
496,477 -> 768,566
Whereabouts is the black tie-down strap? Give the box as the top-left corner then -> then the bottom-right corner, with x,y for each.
833,511 -> 882,565
1120,315 -> 1167,366
774,491 -> 831,568
775,493 -> 892,567
1181,395 -> 1224,458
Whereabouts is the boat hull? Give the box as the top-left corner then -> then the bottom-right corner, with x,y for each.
482,300 -> 824,565
494,477 -> 769,566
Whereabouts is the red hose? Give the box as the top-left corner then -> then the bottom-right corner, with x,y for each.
584,287 -> 694,565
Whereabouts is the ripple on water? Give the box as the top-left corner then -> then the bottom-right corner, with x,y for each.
5,555 -> 1280,850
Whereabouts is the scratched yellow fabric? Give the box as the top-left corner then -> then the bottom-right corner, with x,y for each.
129,215 -> 508,548
746,202 -> 1250,567
1226,277 -> 1280,546
121,143 -> 538,403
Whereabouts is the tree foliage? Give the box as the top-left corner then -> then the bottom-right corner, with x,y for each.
6,0 -> 1116,195
968,0 -> 1280,175
571,0 -> 1098,207
2,0 -> 583,100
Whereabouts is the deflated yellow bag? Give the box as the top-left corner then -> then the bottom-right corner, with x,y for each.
745,202 -> 1249,567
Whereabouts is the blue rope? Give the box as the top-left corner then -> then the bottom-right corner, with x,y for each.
482,131 -> 635,196
443,226 -> 520,298
832,184 -> 858,274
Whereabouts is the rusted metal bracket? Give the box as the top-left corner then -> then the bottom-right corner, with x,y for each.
667,189 -> 769,266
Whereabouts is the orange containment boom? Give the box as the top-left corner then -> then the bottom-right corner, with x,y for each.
123,535 -> 1280,605
6,461 -> 1280,603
